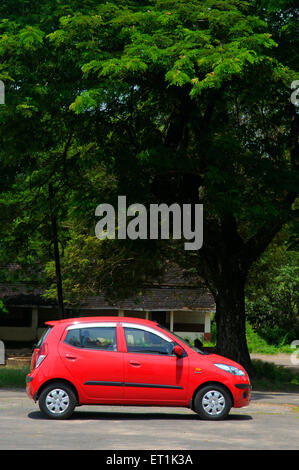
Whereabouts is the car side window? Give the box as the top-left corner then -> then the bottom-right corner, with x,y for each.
65,328 -> 81,347
124,327 -> 174,355
65,327 -> 117,351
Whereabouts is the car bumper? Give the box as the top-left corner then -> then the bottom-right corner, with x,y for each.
233,383 -> 251,408
26,373 -> 38,401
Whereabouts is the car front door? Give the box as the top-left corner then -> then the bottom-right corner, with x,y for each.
58,322 -> 124,402
121,323 -> 188,405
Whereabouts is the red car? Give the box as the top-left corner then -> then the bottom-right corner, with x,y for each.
26,317 -> 251,420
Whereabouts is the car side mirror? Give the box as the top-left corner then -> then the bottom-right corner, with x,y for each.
174,345 -> 183,358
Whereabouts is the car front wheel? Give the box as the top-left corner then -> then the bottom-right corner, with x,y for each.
193,384 -> 232,420
38,382 -> 76,419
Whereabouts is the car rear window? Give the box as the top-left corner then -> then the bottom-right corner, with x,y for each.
64,326 -> 117,351
36,327 -> 52,348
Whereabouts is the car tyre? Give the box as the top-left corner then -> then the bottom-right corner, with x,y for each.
193,384 -> 232,420
39,382 -> 76,419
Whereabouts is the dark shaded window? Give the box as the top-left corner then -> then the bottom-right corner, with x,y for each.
38,308 -> 60,328
64,327 -> 117,351
0,307 -> 32,327
64,329 -> 81,347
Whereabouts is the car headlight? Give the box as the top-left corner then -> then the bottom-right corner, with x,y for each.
214,363 -> 245,376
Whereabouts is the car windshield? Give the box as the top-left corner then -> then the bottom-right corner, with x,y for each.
157,324 -> 208,355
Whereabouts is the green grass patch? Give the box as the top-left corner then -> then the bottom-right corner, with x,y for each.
251,359 -> 299,392
0,365 -> 30,388
246,323 -> 294,354
204,322 -> 295,354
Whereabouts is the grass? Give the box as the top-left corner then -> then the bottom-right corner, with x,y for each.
245,323 -> 295,355
0,365 -> 30,388
251,359 -> 299,393
204,321 -> 295,355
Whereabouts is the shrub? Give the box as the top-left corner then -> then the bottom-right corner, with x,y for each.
251,359 -> 299,392
0,366 -> 29,388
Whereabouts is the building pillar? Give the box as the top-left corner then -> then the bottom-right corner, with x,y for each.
170,311 -> 174,332
118,309 -> 125,317
32,306 -> 39,340
204,311 -> 211,341
145,311 -> 149,320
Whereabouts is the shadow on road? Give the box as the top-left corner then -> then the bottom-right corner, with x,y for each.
28,410 -> 252,421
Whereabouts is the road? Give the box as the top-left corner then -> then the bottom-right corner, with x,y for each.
0,388 -> 298,451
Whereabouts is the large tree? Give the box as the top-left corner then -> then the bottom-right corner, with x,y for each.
0,0 -> 101,317
46,0 -> 298,373
0,0 -> 298,373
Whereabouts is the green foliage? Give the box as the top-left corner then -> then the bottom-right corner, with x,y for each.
0,365 -> 30,388
18,25 -> 44,49
251,359 -> 299,391
44,233 -> 165,305
207,322 -> 296,354
246,323 -> 293,354
246,231 -> 299,346
0,300 -> 8,314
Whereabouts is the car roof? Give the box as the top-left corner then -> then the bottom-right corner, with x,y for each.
45,316 -> 159,328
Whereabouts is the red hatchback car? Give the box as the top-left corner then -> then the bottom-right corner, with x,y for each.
26,317 -> 251,420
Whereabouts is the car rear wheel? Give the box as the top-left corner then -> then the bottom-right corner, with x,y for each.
193,384 -> 232,420
39,382 -> 76,419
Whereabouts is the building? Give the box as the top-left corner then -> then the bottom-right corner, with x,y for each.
0,265 -> 215,344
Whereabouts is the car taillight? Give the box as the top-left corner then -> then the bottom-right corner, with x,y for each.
34,343 -> 48,369
30,348 -> 39,370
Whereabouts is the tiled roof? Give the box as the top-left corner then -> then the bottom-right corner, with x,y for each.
80,287 -> 214,311
0,264 -> 215,311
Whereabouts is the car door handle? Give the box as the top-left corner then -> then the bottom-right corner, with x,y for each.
65,354 -> 77,361
129,360 -> 141,367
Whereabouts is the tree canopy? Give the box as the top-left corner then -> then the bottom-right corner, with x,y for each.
0,0 -> 298,373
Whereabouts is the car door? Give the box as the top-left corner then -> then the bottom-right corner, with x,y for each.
122,323 -> 189,405
58,322 -> 124,402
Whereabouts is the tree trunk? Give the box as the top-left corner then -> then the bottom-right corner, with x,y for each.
49,183 -> 64,320
51,211 -> 65,320
201,214 -> 254,375
215,278 -> 253,376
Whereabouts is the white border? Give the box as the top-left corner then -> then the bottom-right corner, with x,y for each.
67,322 -> 117,330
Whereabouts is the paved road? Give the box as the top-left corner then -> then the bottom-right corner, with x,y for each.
0,388 -> 298,450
